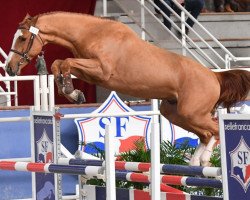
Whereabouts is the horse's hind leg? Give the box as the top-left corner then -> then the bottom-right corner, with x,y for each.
160,100 -> 212,166
176,91 -> 220,166
160,99 -> 219,166
179,97 -> 220,166
200,135 -> 218,166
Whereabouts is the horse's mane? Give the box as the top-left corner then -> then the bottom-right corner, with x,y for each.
37,11 -> 113,22
38,11 -> 88,17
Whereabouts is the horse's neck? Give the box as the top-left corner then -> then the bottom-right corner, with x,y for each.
37,13 -> 94,51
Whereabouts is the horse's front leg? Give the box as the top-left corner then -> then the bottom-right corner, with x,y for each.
57,58 -> 106,104
51,59 -> 85,104
51,59 -> 64,96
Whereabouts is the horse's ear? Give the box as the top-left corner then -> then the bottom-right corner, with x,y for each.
19,14 -> 38,29
30,16 -> 39,26
24,13 -> 31,20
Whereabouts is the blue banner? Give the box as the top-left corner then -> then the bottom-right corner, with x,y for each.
33,115 -> 55,200
224,119 -> 250,199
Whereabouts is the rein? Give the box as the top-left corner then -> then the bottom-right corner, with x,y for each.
10,26 -> 44,65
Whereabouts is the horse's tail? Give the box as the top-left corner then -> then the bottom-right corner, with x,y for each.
215,69 -> 250,109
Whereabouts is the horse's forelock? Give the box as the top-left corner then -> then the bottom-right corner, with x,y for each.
18,15 -> 38,29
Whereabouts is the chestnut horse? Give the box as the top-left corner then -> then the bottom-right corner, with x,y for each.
5,12 -> 250,166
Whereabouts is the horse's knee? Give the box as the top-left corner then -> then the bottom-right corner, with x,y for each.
51,59 -> 63,74
60,58 -> 73,73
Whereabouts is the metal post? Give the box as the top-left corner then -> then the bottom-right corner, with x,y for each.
150,98 -> 160,200
105,124 -> 116,200
5,80 -> 11,106
103,0 -> 107,17
34,76 -> 41,111
48,75 -> 55,111
40,75 -> 48,111
225,54 -> 231,69
141,0 -> 146,40
14,79 -> 18,106
150,122 -> 161,200
0,47 -> 8,59
181,11 -> 187,56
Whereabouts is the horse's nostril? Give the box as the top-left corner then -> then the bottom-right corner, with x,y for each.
5,66 -> 15,76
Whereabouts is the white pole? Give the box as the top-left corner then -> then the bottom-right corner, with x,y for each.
0,91 -> 16,95
181,11 -> 187,56
5,81 -> 11,106
60,144 -> 75,159
150,99 -> 160,200
48,75 -> 55,111
0,75 -> 41,110
141,0 -> 146,40
14,79 -> 18,106
62,110 -> 160,119
103,0 -> 107,17
0,116 -> 30,122
150,122 -> 161,200
105,124 -> 116,200
0,47 -> 8,59
225,54 -> 231,69
34,76 -> 40,111
40,75 -> 48,111
0,157 -> 31,162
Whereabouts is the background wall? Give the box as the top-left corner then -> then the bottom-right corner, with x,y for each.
0,0 -> 97,105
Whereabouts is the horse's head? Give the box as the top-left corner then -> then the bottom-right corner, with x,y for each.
5,14 -> 44,76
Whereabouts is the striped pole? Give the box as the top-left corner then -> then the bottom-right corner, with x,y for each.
0,161 -> 103,176
115,171 -> 222,188
0,161 -> 221,188
58,158 -> 222,177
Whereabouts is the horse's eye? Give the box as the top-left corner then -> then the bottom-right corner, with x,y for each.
19,36 -> 26,41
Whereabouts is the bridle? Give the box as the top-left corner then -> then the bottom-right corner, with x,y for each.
10,26 -> 44,66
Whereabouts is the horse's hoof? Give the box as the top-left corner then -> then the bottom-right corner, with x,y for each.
67,89 -> 86,104
62,86 -> 74,95
75,90 -> 86,104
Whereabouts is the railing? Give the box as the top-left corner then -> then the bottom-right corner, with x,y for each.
0,76 -> 41,110
102,0 -> 250,69
146,0 -> 250,69
0,47 -> 18,106
0,45 -> 56,109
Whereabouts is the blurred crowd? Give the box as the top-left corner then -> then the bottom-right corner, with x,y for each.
204,0 -> 250,12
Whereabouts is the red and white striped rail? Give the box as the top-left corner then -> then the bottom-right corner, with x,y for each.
0,161 -> 103,176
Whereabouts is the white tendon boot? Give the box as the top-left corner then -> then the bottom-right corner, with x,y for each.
200,136 -> 217,166
189,143 -> 206,166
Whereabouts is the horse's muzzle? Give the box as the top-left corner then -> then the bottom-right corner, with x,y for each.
5,65 -> 16,76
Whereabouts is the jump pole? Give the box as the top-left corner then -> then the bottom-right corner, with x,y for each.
0,161 -> 103,175
58,158 -> 221,177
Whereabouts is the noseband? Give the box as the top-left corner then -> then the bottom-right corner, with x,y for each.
10,26 -> 44,65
